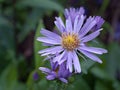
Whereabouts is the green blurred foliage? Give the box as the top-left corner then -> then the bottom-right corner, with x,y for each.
0,0 -> 120,90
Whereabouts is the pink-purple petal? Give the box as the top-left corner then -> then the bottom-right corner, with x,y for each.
73,15 -> 79,33
67,52 -> 73,72
66,17 -> 72,33
73,51 -> 81,73
59,78 -> 68,83
77,15 -> 86,33
39,67 -> 51,74
37,37 -> 60,45
80,16 -> 97,37
80,49 -> 102,63
79,46 -> 107,54
81,28 -> 102,42
40,28 -> 61,40
39,46 -> 63,54
54,17 -> 65,33
53,51 -> 66,63
46,75 -> 56,80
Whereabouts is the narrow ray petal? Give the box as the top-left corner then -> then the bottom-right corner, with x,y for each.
66,17 -> 72,32
53,51 -> 66,63
54,17 -> 65,33
39,46 -> 63,54
81,28 -> 102,42
79,46 -> 107,54
59,78 -> 68,83
46,75 -> 56,80
80,17 -> 97,37
37,37 -> 61,45
67,52 -> 73,72
80,49 -> 102,63
39,67 -> 51,74
77,15 -> 85,33
73,51 -> 81,73
40,28 -> 61,40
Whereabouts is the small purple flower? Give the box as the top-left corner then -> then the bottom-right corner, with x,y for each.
39,61 -> 71,83
33,72 -> 39,81
37,7 -> 107,73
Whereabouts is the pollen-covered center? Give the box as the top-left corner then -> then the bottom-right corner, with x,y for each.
62,32 -> 80,51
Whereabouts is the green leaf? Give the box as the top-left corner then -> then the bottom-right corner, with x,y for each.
91,67 -> 112,81
81,59 -> 95,74
34,20 -> 46,69
67,76 -> 90,90
0,63 -> 18,90
106,43 -> 120,79
16,0 -> 63,12
95,80 -> 112,90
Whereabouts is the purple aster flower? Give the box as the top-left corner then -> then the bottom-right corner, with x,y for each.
33,72 -> 39,81
39,61 -> 71,83
37,7 -> 107,73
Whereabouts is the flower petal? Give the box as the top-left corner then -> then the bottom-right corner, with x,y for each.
53,50 -> 66,63
77,15 -> 85,33
66,16 -> 72,33
40,28 -> 61,40
39,67 -> 51,74
79,46 -> 107,54
73,15 -> 79,33
39,46 -> 63,56
46,75 -> 56,80
37,37 -> 61,45
73,51 -> 81,73
67,51 -> 73,72
59,78 -> 68,83
74,15 -> 85,33
54,17 -> 65,33
81,28 -> 102,42
80,49 -> 102,63
80,16 -> 97,37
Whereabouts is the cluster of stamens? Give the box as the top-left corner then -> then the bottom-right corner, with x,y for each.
61,32 -> 80,51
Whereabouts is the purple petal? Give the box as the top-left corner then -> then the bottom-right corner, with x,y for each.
46,75 -> 56,80
80,49 -> 102,63
73,51 -> 81,73
77,15 -> 85,33
80,16 -> 97,37
59,78 -> 68,83
37,37 -> 61,45
50,61 -> 59,71
79,46 -> 107,54
39,67 -> 51,74
94,16 -> 105,30
66,16 -> 72,32
40,28 -> 61,40
53,50 -> 66,63
38,46 -> 63,56
54,17 -> 65,33
67,51 -> 73,72
81,28 -> 102,42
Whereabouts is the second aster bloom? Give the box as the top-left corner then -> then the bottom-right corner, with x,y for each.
37,7 -> 107,73
39,61 -> 71,83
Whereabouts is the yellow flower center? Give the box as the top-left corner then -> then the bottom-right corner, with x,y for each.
62,32 -> 80,51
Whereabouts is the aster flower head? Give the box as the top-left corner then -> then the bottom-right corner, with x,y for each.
39,59 -> 71,83
37,7 -> 107,73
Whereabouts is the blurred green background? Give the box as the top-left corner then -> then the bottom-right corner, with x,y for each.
0,0 -> 120,90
